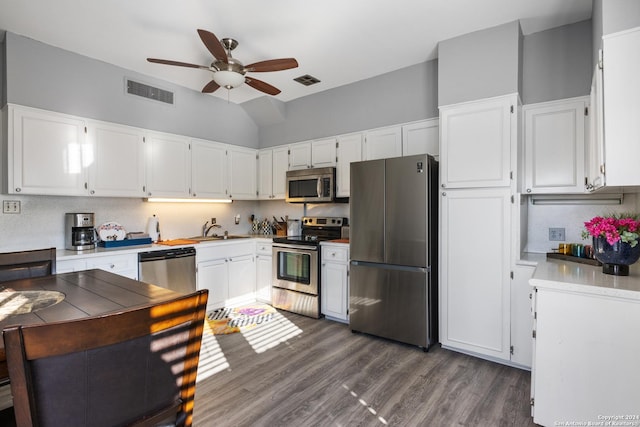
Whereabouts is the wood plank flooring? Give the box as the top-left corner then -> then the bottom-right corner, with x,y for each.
193,310 -> 536,427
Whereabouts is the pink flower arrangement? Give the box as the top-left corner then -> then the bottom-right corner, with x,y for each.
582,213 -> 640,247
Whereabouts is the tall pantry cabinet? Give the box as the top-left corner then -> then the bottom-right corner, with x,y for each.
439,93 -> 527,366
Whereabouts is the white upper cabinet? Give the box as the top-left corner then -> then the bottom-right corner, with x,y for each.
258,146 -> 289,200
587,60 -> 605,191
523,97 -> 588,194
311,137 -> 337,167
440,94 -> 516,189
86,120 -> 146,197
336,133 -> 363,197
227,145 -> 257,200
402,119 -> 439,158
191,139 -> 227,199
363,126 -> 402,160
601,27 -> 640,187
289,141 -> 312,170
144,132 -> 191,198
8,104 -> 88,196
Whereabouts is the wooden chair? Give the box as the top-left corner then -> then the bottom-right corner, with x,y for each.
3,289 -> 209,427
0,248 -> 56,282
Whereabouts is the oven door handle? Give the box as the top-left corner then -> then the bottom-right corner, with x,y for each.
273,244 -> 318,252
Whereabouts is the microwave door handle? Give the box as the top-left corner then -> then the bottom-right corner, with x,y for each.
317,178 -> 322,197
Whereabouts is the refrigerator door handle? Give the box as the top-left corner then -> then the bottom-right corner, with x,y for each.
350,260 -> 429,273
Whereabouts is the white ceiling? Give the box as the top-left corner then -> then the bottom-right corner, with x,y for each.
0,0 -> 592,105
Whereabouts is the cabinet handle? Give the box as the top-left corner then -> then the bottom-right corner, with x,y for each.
526,188 -> 532,193
90,190 -> 95,195
441,183 -> 446,188
110,264 -> 115,269
331,252 -> 336,257
15,188 -> 21,192
442,192 -> 446,196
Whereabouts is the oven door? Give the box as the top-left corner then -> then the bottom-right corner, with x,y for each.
272,244 -> 318,295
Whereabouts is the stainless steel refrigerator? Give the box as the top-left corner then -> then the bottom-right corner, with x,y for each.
349,154 -> 438,349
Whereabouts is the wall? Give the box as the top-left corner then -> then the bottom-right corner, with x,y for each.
521,20 -> 592,104
257,60 -> 439,148
438,21 -> 521,106
526,194 -> 640,253
0,32 -> 5,107
3,32 -> 259,148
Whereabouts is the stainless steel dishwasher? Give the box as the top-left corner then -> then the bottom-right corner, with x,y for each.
138,247 -> 196,294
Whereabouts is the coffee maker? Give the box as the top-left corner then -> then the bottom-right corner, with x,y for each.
65,213 -> 98,251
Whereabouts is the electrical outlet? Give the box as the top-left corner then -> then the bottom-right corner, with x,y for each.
549,227 -> 565,241
3,200 -> 21,214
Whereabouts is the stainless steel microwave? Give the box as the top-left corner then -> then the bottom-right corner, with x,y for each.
285,167 -> 336,203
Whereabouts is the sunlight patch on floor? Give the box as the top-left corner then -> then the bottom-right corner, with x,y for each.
241,311 -> 303,353
341,383 -> 389,425
196,322 -> 230,382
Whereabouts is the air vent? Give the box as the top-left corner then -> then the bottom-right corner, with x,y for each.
126,79 -> 174,104
294,74 -> 321,86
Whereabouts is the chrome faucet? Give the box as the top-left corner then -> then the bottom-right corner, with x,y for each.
202,220 -> 222,237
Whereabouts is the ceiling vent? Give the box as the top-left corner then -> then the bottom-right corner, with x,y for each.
294,74 -> 321,86
126,79 -> 174,105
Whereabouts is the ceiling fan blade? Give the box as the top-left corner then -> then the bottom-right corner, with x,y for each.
202,80 -> 220,93
197,29 -> 228,62
245,77 -> 281,95
147,58 -> 209,69
245,58 -> 299,72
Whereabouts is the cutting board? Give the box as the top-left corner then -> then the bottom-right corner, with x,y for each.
158,239 -> 200,246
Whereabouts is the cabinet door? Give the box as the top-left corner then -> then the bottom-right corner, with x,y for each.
312,138 -> 337,167
257,149 -> 273,200
602,28 -> 640,187
9,105 -> 88,195
587,60 -> 605,191
227,146 -> 257,200
364,126 -> 402,160
145,132 -> 191,198
510,264 -> 534,368
255,254 -> 272,303
440,96 -> 514,188
192,139 -> 227,199
321,261 -> 348,322
336,133 -> 363,197
289,141 -> 311,170
523,98 -> 587,194
197,258 -> 228,311
439,188 -> 511,361
227,254 -> 256,305
86,121 -> 145,197
402,119 -> 439,158
271,146 -> 289,199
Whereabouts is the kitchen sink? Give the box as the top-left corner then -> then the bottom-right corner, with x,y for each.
187,235 -> 249,241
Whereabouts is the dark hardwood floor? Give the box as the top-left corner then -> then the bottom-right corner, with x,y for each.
193,310 -> 536,427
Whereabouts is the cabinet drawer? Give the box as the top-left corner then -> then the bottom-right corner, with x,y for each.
322,245 -> 348,262
256,241 -> 272,256
86,254 -> 136,273
56,259 -> 87,274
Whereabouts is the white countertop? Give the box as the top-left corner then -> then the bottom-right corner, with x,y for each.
524,252 -> 640,300
57,234 -> 273,261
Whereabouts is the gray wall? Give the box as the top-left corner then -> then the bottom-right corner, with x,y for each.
522,20 -> 592,104
592,0 -> 640,68
0,31 -> 5,107
257,60 -> 439,148
438,21 -> 521,106
4,32 -> 259,148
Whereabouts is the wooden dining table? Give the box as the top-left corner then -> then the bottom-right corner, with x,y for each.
0,269 -> 184,382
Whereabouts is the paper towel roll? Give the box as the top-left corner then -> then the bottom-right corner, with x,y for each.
147,215 -> 159,242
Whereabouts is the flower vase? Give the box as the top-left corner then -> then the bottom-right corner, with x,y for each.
593,236 -> 640,276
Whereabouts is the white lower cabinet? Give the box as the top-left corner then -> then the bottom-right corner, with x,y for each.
531,286 -> 640,425
57,253 -> 138,280
320,243 -> 349,322
196,242 -> 256,311
255,240 -> 272,303
440,188 -> 512,362
511,264 -> 534,368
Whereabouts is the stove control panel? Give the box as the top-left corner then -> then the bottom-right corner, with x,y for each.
302,217 -> 348,227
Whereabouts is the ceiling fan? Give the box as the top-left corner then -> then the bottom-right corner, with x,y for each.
147,29 -> 299,96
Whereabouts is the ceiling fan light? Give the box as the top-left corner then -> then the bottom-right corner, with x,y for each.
213,70 -> 245,89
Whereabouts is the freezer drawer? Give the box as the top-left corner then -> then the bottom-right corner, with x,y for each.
349,261 -> 434,349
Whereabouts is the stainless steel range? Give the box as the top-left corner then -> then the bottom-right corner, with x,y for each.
272,216 -> 347,318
